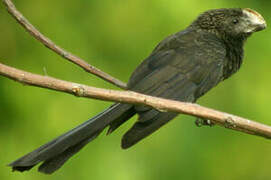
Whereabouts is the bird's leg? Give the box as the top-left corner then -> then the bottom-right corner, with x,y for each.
195,118 -> 215,127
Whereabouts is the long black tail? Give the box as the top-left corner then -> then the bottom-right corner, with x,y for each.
9,103 -> 135,174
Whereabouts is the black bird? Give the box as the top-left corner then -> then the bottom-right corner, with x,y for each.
9,8 -> 266,174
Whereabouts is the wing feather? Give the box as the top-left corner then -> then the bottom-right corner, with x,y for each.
122,30 -> 226,148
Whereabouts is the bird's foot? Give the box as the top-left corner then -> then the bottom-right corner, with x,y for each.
195,118 -> 215,127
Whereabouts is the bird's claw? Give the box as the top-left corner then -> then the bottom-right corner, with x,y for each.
195,118 -> 215,127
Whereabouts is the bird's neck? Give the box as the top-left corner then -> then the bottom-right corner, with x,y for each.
194,26 -> 246,80
221,35 -> 245,80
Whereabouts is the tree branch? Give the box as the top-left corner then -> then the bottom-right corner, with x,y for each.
2,0 -> 271,146
1,62 -> 271,140
2,0 -> 127,89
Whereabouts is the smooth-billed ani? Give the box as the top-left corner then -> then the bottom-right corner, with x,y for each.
9,8 -> 266,174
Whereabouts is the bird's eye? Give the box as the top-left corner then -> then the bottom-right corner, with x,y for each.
232,19 -> 239,24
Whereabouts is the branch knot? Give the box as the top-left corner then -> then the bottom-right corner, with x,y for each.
224,117 -> 237,129
72,85 -> 85,97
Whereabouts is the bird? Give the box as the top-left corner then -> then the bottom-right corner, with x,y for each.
9,8 -> 266,174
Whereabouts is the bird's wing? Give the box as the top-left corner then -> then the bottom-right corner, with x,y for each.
121,30 -> 226,148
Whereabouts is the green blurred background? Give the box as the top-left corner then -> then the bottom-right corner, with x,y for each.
1,0 -> 271,179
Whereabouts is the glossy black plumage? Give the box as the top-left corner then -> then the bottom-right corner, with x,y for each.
9,8 -> 266,174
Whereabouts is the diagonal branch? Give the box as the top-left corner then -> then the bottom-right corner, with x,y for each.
2,0 -> 271,146
2,0 -> 127,89
1,62 -> 271,140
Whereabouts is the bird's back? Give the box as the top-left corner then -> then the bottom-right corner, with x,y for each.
121,29 -> 227,148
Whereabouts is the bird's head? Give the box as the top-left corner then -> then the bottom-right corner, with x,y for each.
192,8 -> 266,40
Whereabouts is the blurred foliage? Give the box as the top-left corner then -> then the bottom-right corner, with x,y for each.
0,0 -> 271,179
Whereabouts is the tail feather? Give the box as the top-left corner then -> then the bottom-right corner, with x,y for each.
107,107 -> 135,135
121,112 -> 177,149
38,132 -> 100,174
9,103 -> 135,174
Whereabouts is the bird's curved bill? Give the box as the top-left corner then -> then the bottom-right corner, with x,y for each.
243,8 -> 267,33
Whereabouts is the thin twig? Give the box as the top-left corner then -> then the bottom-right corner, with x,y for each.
2,0 -> 127,89
2,0 -> 271,144
1,62 -> 271,140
